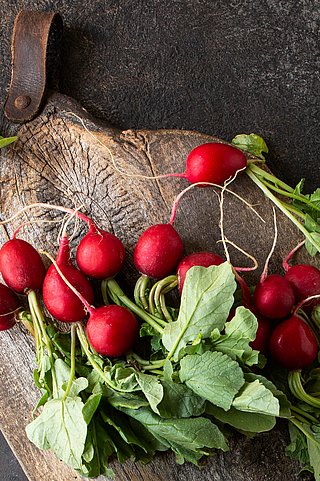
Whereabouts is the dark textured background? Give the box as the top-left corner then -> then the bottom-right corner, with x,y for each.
0,0 -> 319,479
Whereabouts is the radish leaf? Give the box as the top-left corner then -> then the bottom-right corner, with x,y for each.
26,397 -> 87,470
135,372 -> 164,415
179,351 -> 244,410
162,263 -> 236,361
232,133 -> 268,160
211,306 -> 259,366
232,380 -> 280,416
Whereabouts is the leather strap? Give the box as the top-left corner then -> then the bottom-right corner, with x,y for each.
4,11 -> 63,123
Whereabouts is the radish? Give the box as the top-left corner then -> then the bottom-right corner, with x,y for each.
43,254 -> 139,356
0,238 -> 46,293
254,274 -> 295,320
269,314 -> 318,370
283,243 -> 320,311
76,223 -> 125,279
86,304 -> 139,357
177,251 -> 224,293
42,236 -> 94,322
285,265 -> 320,311
184,142 -> 247,185
0,202 -> 126,281
0,282 -> 20,330
133,223 -> 184,279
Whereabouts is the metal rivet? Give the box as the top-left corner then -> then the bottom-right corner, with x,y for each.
14,95 -> 31,110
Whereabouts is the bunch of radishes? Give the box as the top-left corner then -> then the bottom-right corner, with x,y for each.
0,139 -> 319,374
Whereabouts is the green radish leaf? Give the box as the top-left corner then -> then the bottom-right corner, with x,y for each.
163,359 -> 174,381
106,363 -> 140,392
82,393 -> 102,425
307,437 -> 320,481
82,420 -> 115,478
0,135 -> 17,149
157,380 -> 206,418
286,422 -> 311,469
100,407 -> 149,453
211,306 -> 259,365
206,403 -> 276,433
106,390 -> 149,410
26,397 -> 87,470
135,372 -> 164,415
231,133 -> 268,160
232,380 -> 280,416
179,351 -> 244,410
120,406 -> 228,461
305,232 -> 320,256
245,372 -> 291,417
162,263 -> 237,361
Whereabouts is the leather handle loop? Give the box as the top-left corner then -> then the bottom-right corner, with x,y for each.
4,11 -> 63,124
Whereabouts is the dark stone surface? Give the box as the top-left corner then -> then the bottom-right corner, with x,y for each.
0,1 -> 319,480
0,0 -> 319,191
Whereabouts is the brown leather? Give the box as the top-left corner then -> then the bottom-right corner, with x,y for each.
4,10 -> 63,123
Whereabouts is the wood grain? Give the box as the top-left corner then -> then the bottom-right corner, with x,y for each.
0,93 -> 317,481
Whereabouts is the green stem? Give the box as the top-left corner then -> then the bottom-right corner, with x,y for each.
129,353 -> 166,370
104,279 -> 164,334
284,202 -> 306,219
17,311 -> 35,337
288,370 -> 320,409
248,163 -> 295,193
246,167 -> 320,253
139,275 -> 151,311
76,324 -> 131,393
254,177 -> 320,213
28,290 -> 58,396
291,405 -> 319,424
62,324 -> 76,400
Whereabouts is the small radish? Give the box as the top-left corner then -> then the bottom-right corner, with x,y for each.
0,282 -> 20,330
282,243 -> 320,311
133,223 -> 184,279
184,143 -> 247,185
285,265 -> 320,311
269,314 -> 318,370
44,257 -> 139,357
76,224 -> 126,279
0,238 -> 46,293
86,304 -> 139,357
177,251 -> 224,293
42,236 -> 94,322
254,274 -> 295,320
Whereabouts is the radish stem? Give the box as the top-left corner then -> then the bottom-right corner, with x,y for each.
103,279 -> 164,334
246,166 -> 320,253
62,324 -> 77,401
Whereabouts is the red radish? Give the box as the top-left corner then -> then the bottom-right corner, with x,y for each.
0,239 -> 46,293
177,251 -> 224,293
269,314 -> 318,370
285,265 -> 320,311
283,242 -> 320,311
133,223 -> 184,279
76,224 -> 125,279
86,304 -> 139,357
0,282 -> 20,330
42,236 -> 94,322
44,258 -> 139,357
250,314 -> 273,354
253,274 -> 295,320
184,143 -> 247,185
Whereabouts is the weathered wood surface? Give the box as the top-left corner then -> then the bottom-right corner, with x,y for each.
0,93 -> 317,481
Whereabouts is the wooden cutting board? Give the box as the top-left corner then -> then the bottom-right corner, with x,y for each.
0,92 -> 317,481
